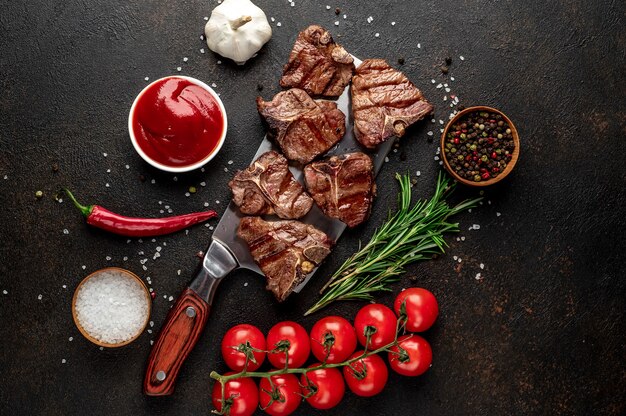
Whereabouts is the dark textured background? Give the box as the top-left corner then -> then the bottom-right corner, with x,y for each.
1,0 -> 625,414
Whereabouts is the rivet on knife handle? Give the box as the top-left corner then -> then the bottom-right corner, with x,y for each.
143,288 -> 210,395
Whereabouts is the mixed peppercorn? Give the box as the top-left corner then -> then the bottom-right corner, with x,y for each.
444,111 -> 515,182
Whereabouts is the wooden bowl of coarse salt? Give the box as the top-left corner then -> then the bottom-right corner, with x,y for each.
72,267 -> 151,348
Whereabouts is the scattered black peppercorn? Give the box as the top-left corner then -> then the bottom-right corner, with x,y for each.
257,84 -> 263,91
397,57 -> 405,65
441,65 -> 449,74
139,174 -> 146,182
445,57 -> 452,65
335,8 -> 341,15
51,163 -> 59,172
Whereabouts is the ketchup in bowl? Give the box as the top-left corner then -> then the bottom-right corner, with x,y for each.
129,76 -> 226,171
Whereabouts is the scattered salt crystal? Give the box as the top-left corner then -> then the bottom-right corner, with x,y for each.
211,82 -> 217,88
183,57 -> 188,62
103,153 -> 108,157
176,67 -> 182,72
200,48 -> 205,54
431,79 -> 436,84
168,296 -> 174,302
204,202 -> 209,207
461,236 -> 465,241
458,258 -> 462,263
150,321 -> 154,327
436,84 -> 443,89
200,181 -> 206,187
142,265 -> 147,271
63,229 -> 69,235
106,256 -> 111,261
451,76 -> 455,81
417,43 -> 421,48
209,226 -> 214,231
443,96 -> 447,101
475,273 -> 481,280
334,21 -> 339,26
69,337 -> 73,341
215,200 -> 220,204
204,16 -> 208,21
38,294 -> 42,300
227,160 -> 233,165
480,263 -> 485,269
125,164 -> 130,169
391,21 -> 396,26
156,246 -> 162,252
453,255 -> 458,260
271,17 -> 275,22
105,183 -> 110,188
81,265 -> 86,270
496,212 -> 501,217
200,35 -> 204,40
416,171 -> 421,176
277,22 -> 282,27
2,290 -> 7,295
244,282 -> 248,287
150,340 -> 154,345
427,131 -> 433,136
439,120 -> 444,125
445,87 -> 451,93
459,56 -> 465,60
147,329 -> 152,334
473,224 -> 481,230
151,179 -> 155,184
62,285 -> 67,289
177,270 -> 181,275
144,77 -> 149,81
434,156 -> 439,161
185,192 -> 190,197
163,295 -> 167,299
3,175 -> 7,180
224,167 -> 229,172
61,359 -> 66,364
375,33 -> 380,38
343,14 -> 347,19
384,157 -> 389,163
326,5 -> 330,9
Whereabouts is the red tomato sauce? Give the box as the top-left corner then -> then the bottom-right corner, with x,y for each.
132,77 -> 224,167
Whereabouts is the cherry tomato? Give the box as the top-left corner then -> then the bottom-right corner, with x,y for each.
211,373 -> 259,416
343,352 -> 388,397
388,334 -> 432,377
394,288 -> 439,332
300,365 -> 345,410
259,373 -> 302,416
266,321 -> 311,368
310,316 -> 357,364
221,324 -> 267,372
354,304 -> 397,349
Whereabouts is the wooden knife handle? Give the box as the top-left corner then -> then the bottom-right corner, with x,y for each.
143,288 -> 210,396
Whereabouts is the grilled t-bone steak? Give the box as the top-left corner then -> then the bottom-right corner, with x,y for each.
304,152 -> 375,228
280,25 -> 355,98
229,151 -> 313,219
352,59 -> 434,149
256,88 -> 346,164
237,216 -> 333,301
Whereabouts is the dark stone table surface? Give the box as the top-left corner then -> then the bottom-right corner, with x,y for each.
1,0 -> 624,414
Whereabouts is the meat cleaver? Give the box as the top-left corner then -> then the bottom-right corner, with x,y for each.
144,57 -> 395,395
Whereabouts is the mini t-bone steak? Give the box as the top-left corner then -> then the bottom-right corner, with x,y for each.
228,150 -> 313,219
237,217 -> 333,302
352,58 -> 434,148
256,88 -> 346,164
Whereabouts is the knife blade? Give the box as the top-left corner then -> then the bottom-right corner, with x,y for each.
144,56 -> 397,396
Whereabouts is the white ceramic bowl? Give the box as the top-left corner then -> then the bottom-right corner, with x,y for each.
128,75 -> 228,173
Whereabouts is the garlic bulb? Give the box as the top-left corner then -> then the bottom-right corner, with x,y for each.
204,0 -> 272,65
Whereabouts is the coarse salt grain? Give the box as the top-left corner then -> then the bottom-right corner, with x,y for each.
460,56 -> 465,60
74,270 -> 149,344
38,294 -> 42,300
480,263 -> 485,269
475,273 -> 481,280
2,290 -> 7,295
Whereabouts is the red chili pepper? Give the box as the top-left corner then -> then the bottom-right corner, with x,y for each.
64,189 -> 217,237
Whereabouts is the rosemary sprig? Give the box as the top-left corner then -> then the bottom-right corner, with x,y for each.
304,172 -> 481,316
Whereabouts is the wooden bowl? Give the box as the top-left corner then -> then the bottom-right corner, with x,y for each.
72,267 -> 151,348
440,106 -> 520,187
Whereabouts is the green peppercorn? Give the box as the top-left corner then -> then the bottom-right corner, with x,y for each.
479,124 -> 485,130
496,149 -> 502,154
474,175 -> 482,182
35,191 -> 43,199
506,128 -> 511,134
458,155 -> 464,160
189,186 -> 197,194
460,133 -> 466,139
482,132 -> 488,137
497,134 -> 503,139
481,155 -> 488,162
450,148 -> 457,153
470,144 -> 477,151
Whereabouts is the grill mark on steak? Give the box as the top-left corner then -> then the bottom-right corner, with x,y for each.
280,25 -> 355,98
229,151 -> 313,219
257,89 -> 346,164
237,217 -> 333,302
304,152 -> 375,228
352,59 -> 434,149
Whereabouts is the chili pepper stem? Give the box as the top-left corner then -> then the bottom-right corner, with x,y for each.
63,188 -> 93,217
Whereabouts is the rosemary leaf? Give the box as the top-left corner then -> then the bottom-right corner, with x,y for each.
304,172 -> 481,316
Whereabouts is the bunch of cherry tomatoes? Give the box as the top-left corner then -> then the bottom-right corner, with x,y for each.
211,288 -> 439,416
